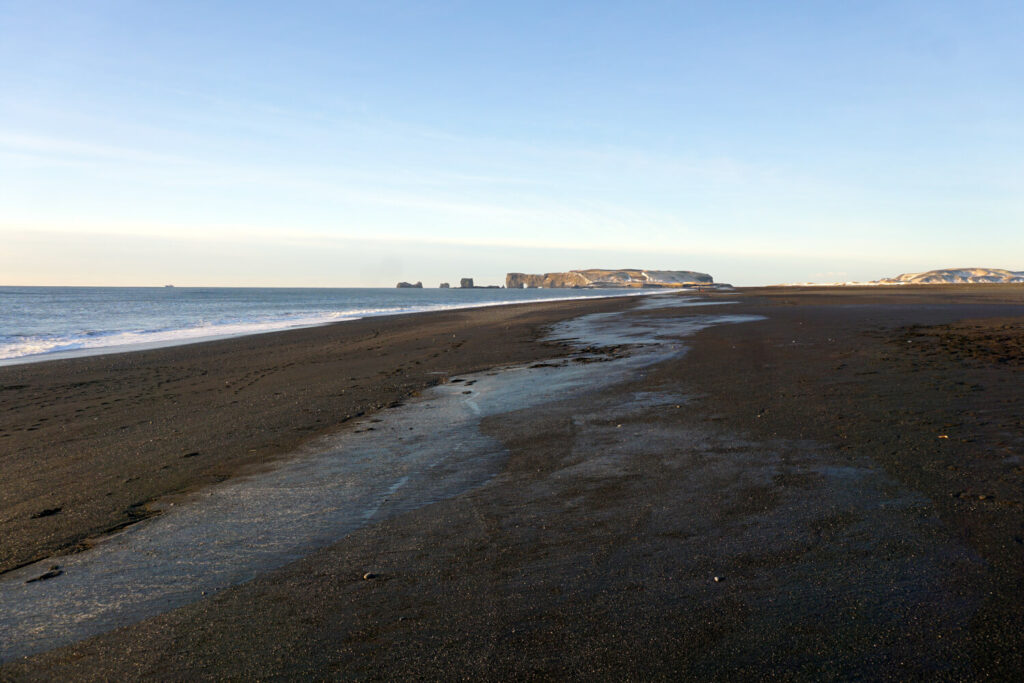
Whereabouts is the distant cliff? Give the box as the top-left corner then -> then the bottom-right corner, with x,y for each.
876,268 -> 1024,284
506,269 -> 713,289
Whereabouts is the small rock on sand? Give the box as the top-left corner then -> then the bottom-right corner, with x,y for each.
26,566 -> 63,584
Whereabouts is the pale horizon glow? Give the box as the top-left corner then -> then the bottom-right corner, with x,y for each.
2,1 -> 1022,286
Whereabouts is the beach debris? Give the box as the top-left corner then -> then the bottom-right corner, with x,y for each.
713,576 -> 724,583
182,451 -> 200,458
26,566 -> 63,584
363,572 -> 379,580
938,435 -> 949,439
30,507 -> 62,519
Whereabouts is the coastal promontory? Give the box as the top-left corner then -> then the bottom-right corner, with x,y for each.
876,267 -> 1024,284
506,269 -> 713,288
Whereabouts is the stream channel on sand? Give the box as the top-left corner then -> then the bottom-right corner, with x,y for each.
0,297 -> 758,660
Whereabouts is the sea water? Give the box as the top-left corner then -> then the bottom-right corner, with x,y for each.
0,286 -> 646,364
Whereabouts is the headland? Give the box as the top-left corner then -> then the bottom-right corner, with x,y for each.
506,268 -> 715,288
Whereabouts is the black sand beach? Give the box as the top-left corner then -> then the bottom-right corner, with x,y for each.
2,286 -> 1023,679
0,296 -> 637,576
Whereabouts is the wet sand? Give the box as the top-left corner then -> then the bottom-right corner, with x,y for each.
0,296 -> 636,575
2,286 -> 1023,679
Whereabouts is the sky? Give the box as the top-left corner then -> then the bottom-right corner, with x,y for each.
1,1 -> 1022,286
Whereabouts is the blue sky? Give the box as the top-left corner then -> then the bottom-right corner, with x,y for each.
1,0 -> 1021,286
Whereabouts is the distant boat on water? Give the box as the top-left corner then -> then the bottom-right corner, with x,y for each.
164,284 -> 175,288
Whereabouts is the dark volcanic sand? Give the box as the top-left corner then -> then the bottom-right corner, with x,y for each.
0,297 -> 635,575
2,286 -> 1023,680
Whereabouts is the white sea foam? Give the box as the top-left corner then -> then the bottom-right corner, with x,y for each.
0,309 -> 388,361
0,291 -> 657,365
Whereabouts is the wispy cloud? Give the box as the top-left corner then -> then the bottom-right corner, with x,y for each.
0,132 -> 188,166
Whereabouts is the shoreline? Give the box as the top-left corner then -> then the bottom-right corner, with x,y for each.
0,288 -> 657,368
3,284 -> 1023,677
0,293 -> 651,575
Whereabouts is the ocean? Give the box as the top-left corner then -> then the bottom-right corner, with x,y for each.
0,286 -> 645,364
